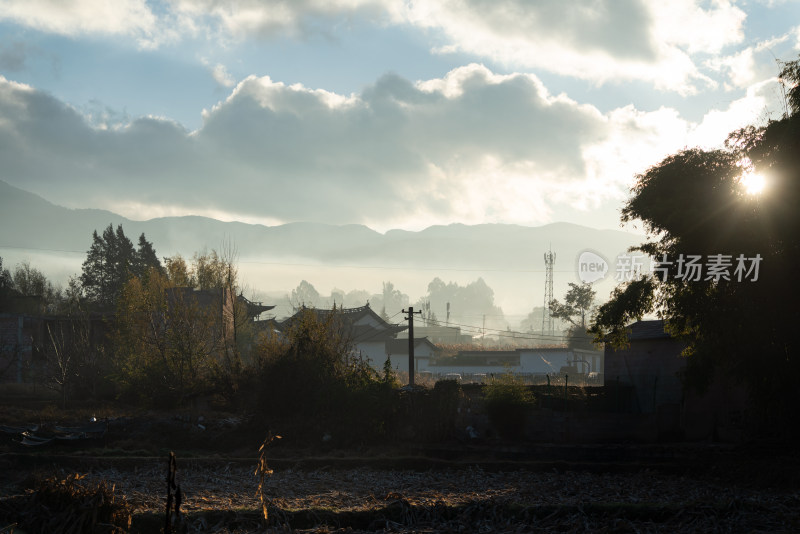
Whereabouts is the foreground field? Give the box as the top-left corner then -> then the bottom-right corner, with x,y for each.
1,408 -> 799,532
2,453 -> 799,533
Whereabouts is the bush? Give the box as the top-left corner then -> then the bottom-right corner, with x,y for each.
484,373 -> 535,440
251,307 -> 397,444
0,473 -> 132,533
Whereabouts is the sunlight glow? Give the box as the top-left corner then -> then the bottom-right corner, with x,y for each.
740,171 -> 766,195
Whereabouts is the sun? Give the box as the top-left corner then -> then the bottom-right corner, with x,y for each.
740,171 -> 766,195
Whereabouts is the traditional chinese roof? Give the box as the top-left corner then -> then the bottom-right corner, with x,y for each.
237,294 -> 275,318
279,304 -> 407,340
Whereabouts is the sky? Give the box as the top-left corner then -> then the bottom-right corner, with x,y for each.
0,0 -> 799,235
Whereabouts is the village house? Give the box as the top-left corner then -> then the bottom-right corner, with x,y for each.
275,304 -> 408,369
603,320 -> 685,413
604,319 -> 748,440
384,337 -> 440,374
395,325 -> 473,344
419,346 -> 604,383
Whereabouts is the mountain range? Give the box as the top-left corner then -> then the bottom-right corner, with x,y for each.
0,179 -> 646,319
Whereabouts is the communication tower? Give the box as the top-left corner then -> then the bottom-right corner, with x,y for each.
542,248 -> 555,336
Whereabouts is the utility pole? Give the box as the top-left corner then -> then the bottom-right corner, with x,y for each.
403,306 -> 422,387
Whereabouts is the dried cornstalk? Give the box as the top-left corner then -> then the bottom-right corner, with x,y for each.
255,431 -> 281,524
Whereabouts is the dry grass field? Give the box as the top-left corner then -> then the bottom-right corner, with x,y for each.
1,404 -> 799,532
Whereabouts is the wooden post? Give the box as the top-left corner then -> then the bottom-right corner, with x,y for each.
403,307 -> 422,387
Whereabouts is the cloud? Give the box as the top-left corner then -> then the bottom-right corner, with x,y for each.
396,0 -> 746,93
0,0 -> 157,41
649,0 -> 745,55
705,32 -> 796,91
0,0 -> 749,92
170,0 -> 387,39
211,64 -> 236,87
0,65 -> 775,232
165,0 -> 746,93
201,58 -> 237,88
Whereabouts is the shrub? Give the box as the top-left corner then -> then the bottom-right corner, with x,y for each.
484,373 -> 535,439
0,473 -> 132,533
251,307 -> 397,444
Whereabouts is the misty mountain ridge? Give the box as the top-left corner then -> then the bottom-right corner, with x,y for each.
0,179 -> 641,262
0,179 -> 644,318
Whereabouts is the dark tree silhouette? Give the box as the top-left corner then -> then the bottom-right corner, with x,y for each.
135,232 -> 162,278
590,55 -> 800,424
81,224 -> 161,309
0,257 -> 11,291
549,282 -> 596,349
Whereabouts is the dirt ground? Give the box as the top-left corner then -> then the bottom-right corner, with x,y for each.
2,408 -> 800,532
3,448 -> 800,532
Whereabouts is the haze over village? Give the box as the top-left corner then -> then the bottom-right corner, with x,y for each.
1,0 -> 797,332
2,2 -> 800,532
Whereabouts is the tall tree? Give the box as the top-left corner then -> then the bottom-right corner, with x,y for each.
11,261 -> 61,313
549,282 -> 596,348
193,249 -> 228,291
0,257 -> 11,292
80,224 -> 159,309
114,267 -> 223,405
114,245 -> 248,404
165,254 -> 194,287
590,55 -> 800,424
291,280 -> 320,309
424,277 -> 505,329
379,281 -> 408,318
134,233 -> 162,278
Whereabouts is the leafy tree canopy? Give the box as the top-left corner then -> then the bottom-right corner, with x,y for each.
550,282 -> 595,329
423,277 -> 505,328
12,261 -> 52,297
0,256 -> 12,292
549,282 -> 596,349
590,55 -> 800,419
291,280 -> 320,309
12,261 -> 61,311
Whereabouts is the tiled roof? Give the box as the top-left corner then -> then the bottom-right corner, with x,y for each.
279,305 -> 407,338
626,319 -> 671,340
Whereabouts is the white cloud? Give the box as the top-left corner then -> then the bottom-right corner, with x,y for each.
227,0 -> 744,92
0,0 -> 757,93
687,79 -> 775,145
706,32 -> 796,90
0,65 -> 778,232
650,0 -> 745,55
170,0 -> 386,38
212,64 -> 235,87
708,48 -> 757,89
0,0 -> 157,39
201,58 -> 237,87
396,0 -> 747,93
580,77 -> 775,207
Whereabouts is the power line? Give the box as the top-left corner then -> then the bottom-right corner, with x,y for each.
424,317 -> 567,342
0,245 -> 86,255
0,245 -> 577,274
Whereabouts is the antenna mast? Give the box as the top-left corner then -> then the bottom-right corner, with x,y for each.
542,247 -> 555,337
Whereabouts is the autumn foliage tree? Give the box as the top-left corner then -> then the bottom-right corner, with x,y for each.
112,248 -> 246,406
114,268 -> 223,405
